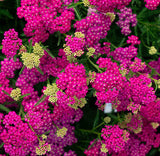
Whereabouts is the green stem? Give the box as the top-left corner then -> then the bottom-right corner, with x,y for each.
118,37 -> 126,47
34,95 -> 47,106
146,63 -> 160,77
53,122 -> 59,130
67,2 -> 83,8
57,32 -> 61,46
93,122 -> 105,130
29,39 -> 33,53
88,138 -> 99,150
35,66 -> 44,75
2,90 -> 10,96
18,104 -> 23,116
88,57 -> 103,73
19,65 -> 25,75
19,93 -> 31,99
27,122 -> 40,141
75,145 -> 85,151
43,47 -> 55,58
138,20 -> 160,29
3,101 -> 18,105
42,130 -> 50,136
141,38 -> 150,49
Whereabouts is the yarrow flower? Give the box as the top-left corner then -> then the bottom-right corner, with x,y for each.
56,127 -> 68,138
116,7 -> 137,36
91,57 -> 124,110
21,53 -> 40,69
10,88 -> 21,101
88,0 -> 131,13
144,0 -> 160,10
2,29 -> 22,58
17,0 -> 75,43
56,63 -> 88,99
64,32 -> 85,58
33,43 -> 44,57
149,46 -> 157,55
87,47 -> 96,57
101,125 -> 130,152
43,83 -> 59,103
0,112 -> 37,156
36,140 -> 51,155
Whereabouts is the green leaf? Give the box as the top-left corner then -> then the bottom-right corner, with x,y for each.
0,9 -> 13,19
35,66 -> 44,75
92,109 -> 99,129
0,142 -> 4,148
34,95 -> 47,106
67,2 -> 83,9
0,104 -> 11,113
19,93 -> 31,99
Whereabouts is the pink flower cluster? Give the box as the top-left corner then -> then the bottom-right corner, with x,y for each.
116,7 -> 137,36
109,35 -> 140,65
52,91 -> 83,124
56,63 -> 88,99
17,0 -> 75,43
92,58 -> 124,109
101,125 -> 130,152
112,135 -> 151,156
129,57 -> 146,72
64,34 -> 85,56
0,112 -> 37,156
116,74 -> 156,112
140,100 -> 160,122
1,58 -> 22,78
144,0 -> 160,10
2,29 -> 22,58
84,139 -> 107,156
88,0 -> 131,13
74,12 -> 111,47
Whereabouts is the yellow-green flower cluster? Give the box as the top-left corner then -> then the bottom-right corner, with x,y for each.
87,47 -> 95,57
56,127 -> 68,138
64,46 -> 72,56
21,53 -> 40,69
151,122 -> 159,129
156,79 -> 160,89
21,42 -> 44,69
74,32 -> 85,38
36,140 -> 51,155
106,12 -> 116,22
19,45 -> 27,54
149,46 -> 157,55
43,83 -> 59,103
82,0 -> 90,7
104,116 -> 111,124
33,43 -> 44,57
100,144 -> 108,153
69,97 -> 87,110
10,88 -> 21,101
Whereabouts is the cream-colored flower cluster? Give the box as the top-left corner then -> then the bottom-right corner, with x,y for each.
21,43 -> 44,69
